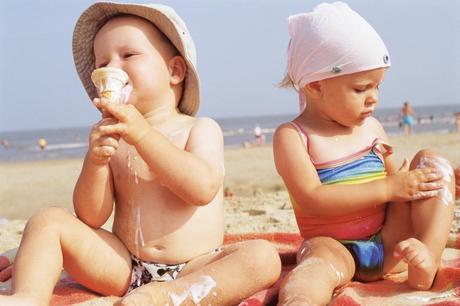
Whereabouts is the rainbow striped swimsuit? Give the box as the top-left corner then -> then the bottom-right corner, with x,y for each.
289,122 -> 390,281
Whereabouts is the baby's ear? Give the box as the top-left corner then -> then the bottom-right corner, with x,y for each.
304,81 -> 322,98
168,56 -> 186,85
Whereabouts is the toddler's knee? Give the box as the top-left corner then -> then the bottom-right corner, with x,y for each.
297,237 -> 332,262
412,149 -> 439,162
242,239 -> 282,282
302,237 -> 345,258
299,237 -> 355,278
412,149 -> 450,167
26,207 -> 72,232
412,150 -> 453,177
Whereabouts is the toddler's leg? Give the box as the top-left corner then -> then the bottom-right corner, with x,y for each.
277,237 -> 355,306
383,149 -> 454,290
0,207 -> 132,306
116,239 -> 281,306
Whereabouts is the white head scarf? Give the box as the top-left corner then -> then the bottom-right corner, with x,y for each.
287,2 -> 390,112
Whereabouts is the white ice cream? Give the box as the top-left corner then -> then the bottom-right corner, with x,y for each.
91,67 -> 129,104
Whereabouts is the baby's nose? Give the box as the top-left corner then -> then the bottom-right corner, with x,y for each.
103,57 -> 123,69
366,91 -> 379,105
106,62 -> 122,69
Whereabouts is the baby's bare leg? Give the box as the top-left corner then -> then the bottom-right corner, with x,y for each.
0,207 -> 132,306
116,239 -> 281,306
383,150 -> 454,290
278,237 -> 355,306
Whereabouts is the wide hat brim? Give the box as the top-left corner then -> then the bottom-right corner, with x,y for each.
72,2 -> 200,116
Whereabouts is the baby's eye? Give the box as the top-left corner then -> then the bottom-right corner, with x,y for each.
96,62 -> 108,69
123,52 -> 137,59
354,88 -> 366,93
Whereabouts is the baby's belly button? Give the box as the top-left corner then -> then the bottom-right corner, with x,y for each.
148,245 -> 166,251
138,240 -> 167,251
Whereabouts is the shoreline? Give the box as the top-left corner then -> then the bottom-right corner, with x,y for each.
1,130 -> 459,164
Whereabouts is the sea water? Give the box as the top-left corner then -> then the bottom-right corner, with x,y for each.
0,104 -> 458,162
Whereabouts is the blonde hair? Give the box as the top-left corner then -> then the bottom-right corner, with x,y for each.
278,73 -> 295,89
279,40 -> 295,89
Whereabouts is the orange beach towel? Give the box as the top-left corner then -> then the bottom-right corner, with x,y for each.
1,232 -> 459,306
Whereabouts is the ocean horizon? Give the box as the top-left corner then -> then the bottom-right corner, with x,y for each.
0,104 -> 458,162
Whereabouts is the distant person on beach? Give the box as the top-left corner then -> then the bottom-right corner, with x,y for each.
399,101 -> 414,135
273,3 -> 454,305
38,137 -> 47,150
243,124 -> 266,148
0,3 -> 280,306
253,124 -> 265,145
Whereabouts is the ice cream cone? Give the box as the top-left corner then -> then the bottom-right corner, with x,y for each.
91,67 -> 129,104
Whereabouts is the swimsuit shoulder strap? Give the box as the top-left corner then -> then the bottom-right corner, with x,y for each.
371,138 -> 393,158
313,137 -> 393,169
288,121 -> 309,152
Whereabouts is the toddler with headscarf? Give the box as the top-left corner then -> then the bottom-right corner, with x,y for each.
273,2 -> 455,304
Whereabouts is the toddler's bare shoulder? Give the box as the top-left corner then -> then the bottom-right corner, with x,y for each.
366,117 -> 387,137
185,117 -> 224,151
190,117 -> 223,134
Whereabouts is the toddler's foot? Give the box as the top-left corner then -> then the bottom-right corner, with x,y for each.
393,238 -> 438,290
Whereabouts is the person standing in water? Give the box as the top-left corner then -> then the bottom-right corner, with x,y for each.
38,138 -> 47,151
253,124 -> 265,145
400,101 -> 414,135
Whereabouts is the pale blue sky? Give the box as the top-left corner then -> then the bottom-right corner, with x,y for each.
0,0 -> 459,132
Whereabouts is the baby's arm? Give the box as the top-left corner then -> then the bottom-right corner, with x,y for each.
273,123 -> 443,217
135,117 -> 224,205
73,115 -> 117,228
95,99 -> 223,205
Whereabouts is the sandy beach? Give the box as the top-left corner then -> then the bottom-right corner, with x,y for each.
0,132 -> 459,255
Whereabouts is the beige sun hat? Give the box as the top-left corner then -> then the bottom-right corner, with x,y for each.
72,2 -> 200,116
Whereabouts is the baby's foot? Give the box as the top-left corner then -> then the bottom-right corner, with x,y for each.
393,238 -> 438,290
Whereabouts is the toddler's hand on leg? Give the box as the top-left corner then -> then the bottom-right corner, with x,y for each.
386,161 -> 445,202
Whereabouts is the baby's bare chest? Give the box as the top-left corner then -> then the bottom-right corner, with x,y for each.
111,146 -> 156,184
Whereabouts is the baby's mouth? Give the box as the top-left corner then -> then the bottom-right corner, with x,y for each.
361,110 -> 373,117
